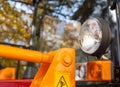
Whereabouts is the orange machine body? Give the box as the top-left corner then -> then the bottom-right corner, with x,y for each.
0,45 -> 75,87
0,68 -> 15,80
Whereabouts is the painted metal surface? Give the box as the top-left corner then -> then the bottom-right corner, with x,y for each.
0,79 -> 32,87
0,45 -> 75,87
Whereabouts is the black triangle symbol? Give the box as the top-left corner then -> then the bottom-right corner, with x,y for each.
56,76 -> 68,87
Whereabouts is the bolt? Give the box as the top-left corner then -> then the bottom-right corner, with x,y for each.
62,55 -> 72,67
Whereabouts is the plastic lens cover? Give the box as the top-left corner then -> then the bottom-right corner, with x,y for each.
79,18 -> 102,54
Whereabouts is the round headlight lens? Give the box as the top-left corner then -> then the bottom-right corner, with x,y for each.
79,17 -> 112,57
79,18 -> 102,54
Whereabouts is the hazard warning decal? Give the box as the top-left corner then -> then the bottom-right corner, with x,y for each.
56,76 -> 68,87
55,72 -> 70,87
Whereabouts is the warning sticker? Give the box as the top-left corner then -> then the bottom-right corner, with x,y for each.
55,72 -> 70,87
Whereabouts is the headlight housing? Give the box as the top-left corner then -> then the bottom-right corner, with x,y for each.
79,17 -> 112,57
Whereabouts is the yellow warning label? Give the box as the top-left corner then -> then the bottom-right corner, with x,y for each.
55,72 -> 70,87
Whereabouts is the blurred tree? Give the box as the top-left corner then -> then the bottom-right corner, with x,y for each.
0,0 -> 33,46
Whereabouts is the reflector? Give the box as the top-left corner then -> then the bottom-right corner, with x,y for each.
87,61 -> 111,81
75,61 -> 112,81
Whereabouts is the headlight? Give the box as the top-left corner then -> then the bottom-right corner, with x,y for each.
79,17 -> 112,57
